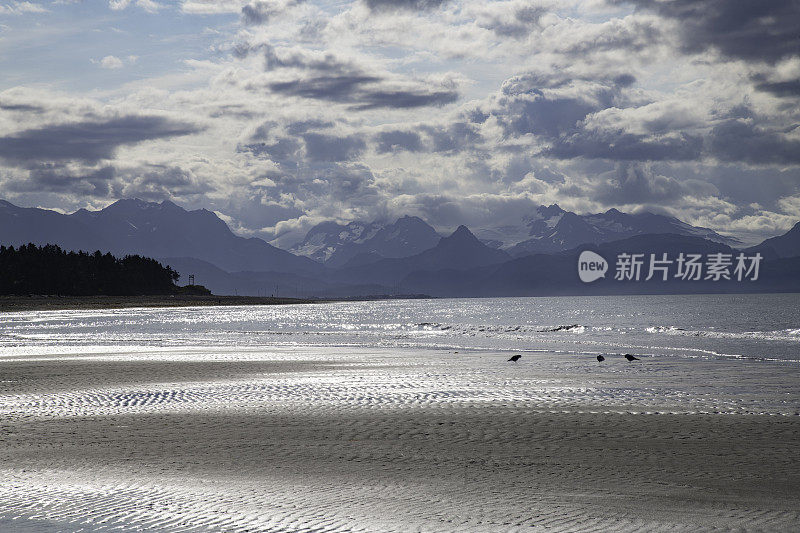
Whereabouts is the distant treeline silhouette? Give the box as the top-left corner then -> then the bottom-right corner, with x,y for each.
0,244 -> 179,296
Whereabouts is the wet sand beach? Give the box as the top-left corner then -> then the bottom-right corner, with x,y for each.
1,345 -> 798,532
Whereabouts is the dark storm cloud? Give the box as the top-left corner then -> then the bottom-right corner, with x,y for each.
493,72 -> 632,140
241,0 -> 304,25
502,97 -> 596,138
249,119 -> 334,140
0,115 -> 201,166
266,163 -> 380,207
375,130 -> 423,153
476,5 -> 546,38
8,165 -> 116,195
547,131 -> 703,161
8,163 -> 211,201
267,75 -> 379,100
751,74 -> 800,98
238,43 -> 460,110
709,120 -> 800,165
559,18 -> 661,57
242,138 -> 302,161
302,133 -> 366,162
591,163 -> 696,204
0,102 -> 45,113
353,88 -> 458,111
285,119 -> 335,135
267,77 -> 459,110
618,0 -> 800,63
363,0 -> 448,12
423,122 -> 482,153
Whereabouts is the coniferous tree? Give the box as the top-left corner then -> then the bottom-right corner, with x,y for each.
0,244 -> 179,295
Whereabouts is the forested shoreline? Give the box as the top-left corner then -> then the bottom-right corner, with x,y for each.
0,244 -> 179,296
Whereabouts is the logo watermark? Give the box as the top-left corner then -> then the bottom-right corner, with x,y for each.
578,251 -> 608,283
578,251 -> 763,283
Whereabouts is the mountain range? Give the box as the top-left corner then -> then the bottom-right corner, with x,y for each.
0,198 -> 797,297
478,204 -> 741,255
289,203 -> 742,264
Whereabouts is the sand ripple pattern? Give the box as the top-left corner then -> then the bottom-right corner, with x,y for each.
2,347 -> 800,532
2,363 -> 797,419
3,469 -> 797,533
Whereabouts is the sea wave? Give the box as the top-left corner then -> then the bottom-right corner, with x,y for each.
646,325 -> 800,342
413,323 -> 589,335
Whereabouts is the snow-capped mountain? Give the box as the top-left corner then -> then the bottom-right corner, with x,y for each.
292,205 -> 742,263
290,216 -> 441,266
289,220 -> 382,264
478,204 -> 743,257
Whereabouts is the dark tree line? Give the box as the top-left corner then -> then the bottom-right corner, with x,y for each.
0,244 -> 179,296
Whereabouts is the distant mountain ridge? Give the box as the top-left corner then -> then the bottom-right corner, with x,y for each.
0,198 -> 320,275
1,198 -> 797,298
745,222 -> 800,260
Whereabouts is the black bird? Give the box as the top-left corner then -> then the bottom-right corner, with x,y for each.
508,354 -> 522,362
624,353 -> 639,361
597,355 -> 605,362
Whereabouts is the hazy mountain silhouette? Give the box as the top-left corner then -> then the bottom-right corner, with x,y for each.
0,199 -> 320,275
402,233 -> 799,297
745,221 -> 800,259
0,200 -> 111,252
332,225 -> 510,285
163,256 -> 391,298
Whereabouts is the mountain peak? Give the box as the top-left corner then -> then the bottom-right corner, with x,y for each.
103,198 -> 187,213
448,225 -> 476,240
536,203 -> 565,216
395,215 -> 425,226
159,199 -> 182,210
108,198 -> 151,207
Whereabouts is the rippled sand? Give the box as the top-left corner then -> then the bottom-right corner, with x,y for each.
1,346 -> 799,532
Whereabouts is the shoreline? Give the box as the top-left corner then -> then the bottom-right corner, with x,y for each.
0,294 -> 320,312
0,293 -> 433,313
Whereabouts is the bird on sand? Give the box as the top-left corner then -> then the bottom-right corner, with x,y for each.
508,354 -> 522,362
624,353 -> 639,361
596,355 -> 605,362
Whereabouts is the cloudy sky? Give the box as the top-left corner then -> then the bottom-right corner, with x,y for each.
0,0 -> 798,246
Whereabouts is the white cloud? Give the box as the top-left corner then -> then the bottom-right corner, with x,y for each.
99,55 -> 123,69
91,55 -> 140,69
181,0 -> 243,14
0,1 -> 48,15
108,0 -> 162,12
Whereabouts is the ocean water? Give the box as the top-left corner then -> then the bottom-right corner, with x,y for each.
1,293 -> 799,362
